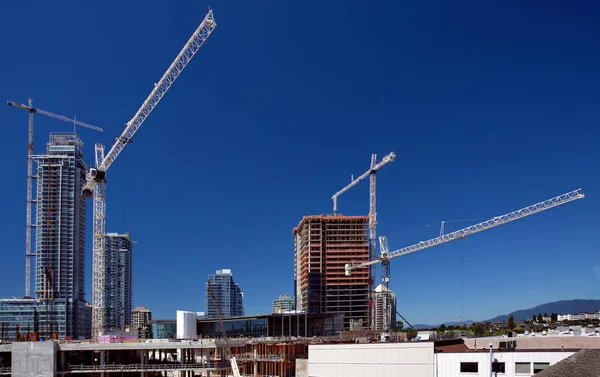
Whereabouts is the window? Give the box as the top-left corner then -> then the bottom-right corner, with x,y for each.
515,362 -> 531,374
533,363 -> 550,373
460,362 -> 478,373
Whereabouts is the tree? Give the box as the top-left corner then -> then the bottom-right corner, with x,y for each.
473,324 -> 485,337
438,324 -> 447,332
532,314 -> 536,322
508,315 -> 515,329
537,314 -> 543,322
551,313 -> 558,322
544,312 -> 548,317
395,321 -> 404,331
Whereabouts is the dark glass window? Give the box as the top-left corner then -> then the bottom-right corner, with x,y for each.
460,362 -> 478,373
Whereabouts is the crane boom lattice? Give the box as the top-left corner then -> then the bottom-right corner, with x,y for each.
89,9 -> 217,338
98,10 -> 216,173
347,189 -> 584,272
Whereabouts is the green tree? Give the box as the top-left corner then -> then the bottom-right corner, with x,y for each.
537,314 -> 543,322
395,321 -> 404,331
532,314 -> 536,322
473,324 -> 485,337
508,315 -> 515,329
544,312 -> 548,317
438,324 -> 447,332
551,313 -> 558,322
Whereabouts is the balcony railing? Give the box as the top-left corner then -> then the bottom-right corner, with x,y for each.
68,362 -> 231,373
0,367 -> 10,375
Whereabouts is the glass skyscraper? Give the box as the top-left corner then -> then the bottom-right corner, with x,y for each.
33,133 -> 89,339
104,232 -> 133,331
205,269 -> 244,318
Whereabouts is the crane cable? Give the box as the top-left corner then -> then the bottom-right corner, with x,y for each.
458,239 -> 465,325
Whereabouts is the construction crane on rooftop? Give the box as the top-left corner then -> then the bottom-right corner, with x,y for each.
345,188 -> 585,331
82,9 -> 216,338
331,152 -> 395,328
7,99 -> 103,298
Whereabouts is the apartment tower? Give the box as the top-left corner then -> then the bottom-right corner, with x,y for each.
33,133 -> 89,338
104,232 -> 133,331
205,269 -> 244,318
131,306 -> 152,339
293,215 -> 370,330
372,284 -> 397,331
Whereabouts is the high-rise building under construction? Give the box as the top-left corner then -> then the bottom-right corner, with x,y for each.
33,133 -> 90,338
104,232 -> 133,332
293,215 -> 370,330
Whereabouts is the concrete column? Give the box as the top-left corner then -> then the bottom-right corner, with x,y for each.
140,349 -> 147,377
253,344 -> 258,377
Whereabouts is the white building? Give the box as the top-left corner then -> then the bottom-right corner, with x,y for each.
176,310 -> 197,339
306,336 -> 600,377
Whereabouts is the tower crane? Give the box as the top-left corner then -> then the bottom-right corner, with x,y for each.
83,9 -> 216,338
331,152 -> 395,327
345,189 -> 585,331
7,99 -> 103,298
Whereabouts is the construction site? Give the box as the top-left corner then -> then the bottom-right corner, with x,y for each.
294,215 -> 371,331
1,3 -> 597,377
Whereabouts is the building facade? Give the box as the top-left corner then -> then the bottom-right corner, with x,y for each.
272,294 -> 295,313
104,232 -> 133,332
131,306 -> 152,339
205,269 -> 244,318
372,284 -> 396,331
32,133 -> 88,339
293,215 -> 370,330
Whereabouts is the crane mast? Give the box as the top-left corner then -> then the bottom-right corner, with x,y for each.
7,99 -> 103,298
88,9 -> 216,338
331,152 -> 395,328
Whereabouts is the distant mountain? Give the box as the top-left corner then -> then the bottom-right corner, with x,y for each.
409,300 -> 600,329
413,320 -> 474,329
485,299 -> 600,322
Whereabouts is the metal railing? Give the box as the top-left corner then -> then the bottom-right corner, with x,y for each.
0,367 -> 10,375
69,362 -> 230,372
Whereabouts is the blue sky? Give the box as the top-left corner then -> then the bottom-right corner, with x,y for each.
0,1 -> 598,325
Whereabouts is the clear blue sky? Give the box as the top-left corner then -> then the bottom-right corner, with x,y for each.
1,1 -> 598,325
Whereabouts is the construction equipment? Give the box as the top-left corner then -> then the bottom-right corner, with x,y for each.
331,152 -> 395,328
207,280 -> 242,377
83,9 -> 216,338
7,99 -> 103,298
345,189 -> 585,329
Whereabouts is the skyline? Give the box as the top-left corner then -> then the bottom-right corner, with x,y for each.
1,1 -> 598,325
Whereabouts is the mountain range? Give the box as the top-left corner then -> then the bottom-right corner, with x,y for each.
412,299 -> 600,329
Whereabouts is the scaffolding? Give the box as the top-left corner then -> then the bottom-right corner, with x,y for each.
293,215 -> 370,330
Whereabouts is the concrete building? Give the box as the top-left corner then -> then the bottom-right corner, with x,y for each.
293,215 -> 370,330
104,232 -> 133,332
372,283 -> 396,331
205,269 -> 244,318
272,293 -> 295,313
31,133 -> 89,339
131,306 -> 152,339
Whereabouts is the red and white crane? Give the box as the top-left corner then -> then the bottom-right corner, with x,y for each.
81,9 -> 217,338
7,99 -> 103,298
345,189 -> 585,330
